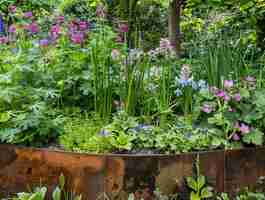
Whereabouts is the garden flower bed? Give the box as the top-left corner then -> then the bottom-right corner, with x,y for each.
0,1 -> 265,199
1,144 -> 265,200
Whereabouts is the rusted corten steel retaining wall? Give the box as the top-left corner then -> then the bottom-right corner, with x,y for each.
0,144 -> 264,200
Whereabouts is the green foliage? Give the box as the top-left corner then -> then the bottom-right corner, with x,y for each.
58,0 -> 98,19
186,158 -> 213,200
11,174 -> 81,200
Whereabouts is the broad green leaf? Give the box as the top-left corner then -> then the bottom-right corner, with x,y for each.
0,112 -> 10,123
201,187 -> 213,198
197,175 -> 206,189
52,186 -> 61,200
59,173 -> 65,189
190,192 -> 200,200
186,177 -> 198,191
243,129 -> 264,145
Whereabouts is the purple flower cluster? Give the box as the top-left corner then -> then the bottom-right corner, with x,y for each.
211,80 -> 241,103
175,65 -> 208,92
67,20 -> 89,44
232,122 -> 250,141
24,22 -> 39,34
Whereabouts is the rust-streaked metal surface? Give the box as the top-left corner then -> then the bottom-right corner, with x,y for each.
0,145 -> 264,200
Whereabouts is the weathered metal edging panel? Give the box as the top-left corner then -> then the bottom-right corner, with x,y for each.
0,144 -> 264,199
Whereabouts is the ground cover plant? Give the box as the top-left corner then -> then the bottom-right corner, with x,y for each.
0,0 -> 264,154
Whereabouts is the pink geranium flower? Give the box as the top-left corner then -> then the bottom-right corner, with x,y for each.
232,134 -> 240,141
233,93 -> 241,102
223,95 -> 231,102
216,90 -> 225,98
201,103 -> 213,113
224,80 -> 234,89
239,123 -> 250,134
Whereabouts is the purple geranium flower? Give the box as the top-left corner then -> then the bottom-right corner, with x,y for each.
23,11 -> 33,18
39,39 -> 49,47
70,32 -> 84,44
8,24 -> 16,33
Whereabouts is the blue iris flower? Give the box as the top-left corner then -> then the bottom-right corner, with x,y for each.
0,16 -> 5,34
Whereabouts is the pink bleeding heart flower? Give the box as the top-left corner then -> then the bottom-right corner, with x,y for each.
224,80 -> 234,89
115,35 -> 123,43
0,36 -> 8,44
8,5 -> 16,13
111,49 -> 120,60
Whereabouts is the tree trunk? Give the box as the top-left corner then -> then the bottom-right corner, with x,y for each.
257,17 -> 265,52
168,0 -> 181,58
